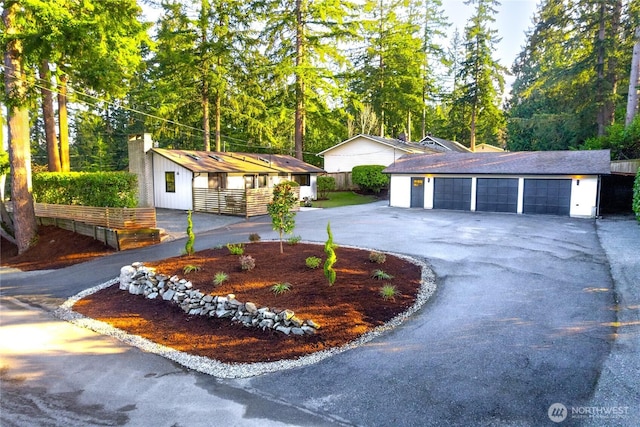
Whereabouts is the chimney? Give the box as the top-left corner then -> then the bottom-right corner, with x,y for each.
128,133 -> 154,207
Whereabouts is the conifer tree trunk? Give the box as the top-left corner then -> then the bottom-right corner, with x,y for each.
39,60 -> 62,171
626,26 -> 640,126
294,0 -> 305,160
3,2 -> 38,253
57,73 -> 70,171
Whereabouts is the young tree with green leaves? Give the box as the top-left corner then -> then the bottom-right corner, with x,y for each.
267,181 -> 299,254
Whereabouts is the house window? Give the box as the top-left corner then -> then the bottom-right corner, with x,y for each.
244,175 -> 256,189
208,173 -> 226,189
165,171 -> 176,193
292,174 -> 310,186
258,174 -> 268,188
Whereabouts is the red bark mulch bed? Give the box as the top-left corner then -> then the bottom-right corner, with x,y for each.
73,242 -> 423,363
1,225 -> 115,271
1,226 -> 424,364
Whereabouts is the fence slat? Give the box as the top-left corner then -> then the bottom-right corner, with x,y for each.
34,203 -> 156,229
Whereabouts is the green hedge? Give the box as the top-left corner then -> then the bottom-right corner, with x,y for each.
633,168 -> 640,222
352,165 -> 389,194
33,172 -> 138,208
317,176 -> 336,199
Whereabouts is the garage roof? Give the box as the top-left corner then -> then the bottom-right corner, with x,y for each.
383,150 -> 611,175
153,149 -> 324,174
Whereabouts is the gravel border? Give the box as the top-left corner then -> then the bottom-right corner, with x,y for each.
54,246 -> 436,379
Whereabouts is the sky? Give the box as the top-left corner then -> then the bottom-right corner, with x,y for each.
442,0 -> 539,89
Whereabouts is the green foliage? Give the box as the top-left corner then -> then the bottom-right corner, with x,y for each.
32,172 -> 137,207
324,222 -> 338,286
239,255 -> 255,271
212,272 -> 229,286
317,176 -> 336,200
369,251 -> 386,264
351,165 -> 389,194
226,243 -> 245,255
371,269 -> 393,280
287,235 -> 302,245
248,233 -> 261,243
581,117 -> 640,160
379,284 -> 398,301
305,256 -> 322,269
185,210 -> 195,255
267,181 -> 299,254
634,169 -> 640,223
183,264 -> 200,274
270,282 -> 292,296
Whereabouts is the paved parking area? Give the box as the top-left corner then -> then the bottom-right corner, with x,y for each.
1,203 -> 638,426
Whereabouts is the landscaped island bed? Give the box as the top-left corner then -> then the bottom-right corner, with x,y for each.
72,242 -> 423,364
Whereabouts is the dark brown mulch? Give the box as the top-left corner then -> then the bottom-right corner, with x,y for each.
73,242 -> 422,363
1,225 -> 115,271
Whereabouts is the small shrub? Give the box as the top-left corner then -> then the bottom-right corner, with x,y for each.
183,264 -> 201,274
317,176 -> 336,199
248,233 -> 261,243
324,222 -> 337,286
271,282 -> 292,295
369,251 -> 386,264
305,256 -> 322,269
239,255 -> 255,271
185,210 -> 195,255
287,235 -> 302,245
352,165 -> 389,194
212,272 -> 228,286
371,269 -> 393,280
227,243 -> 245,255
380,284 -> 398,301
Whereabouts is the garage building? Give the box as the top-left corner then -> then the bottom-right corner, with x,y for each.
383,150 -> 611,218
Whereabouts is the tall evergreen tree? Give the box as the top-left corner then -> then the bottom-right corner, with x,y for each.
261,0 -> 357,159
456,0 -> 506,150
2,1 -> 38,253
352,0 -> 423,139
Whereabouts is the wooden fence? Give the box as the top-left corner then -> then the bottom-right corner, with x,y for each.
34,203 -> 156,229
193,187 -> 300,217
611,159 -> 640,175
325,172 -> 357,191
25,203 -> 159,250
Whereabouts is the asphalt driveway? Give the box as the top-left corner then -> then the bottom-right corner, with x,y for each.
1,203 -> 638,426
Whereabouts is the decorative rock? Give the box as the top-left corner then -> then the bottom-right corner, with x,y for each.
128,284 -> 143,295
245,302 -> 257,314
275,325 -> 291,335
117,263 -> 321,337
306,320 -> 320,329
301,325 -> 316,335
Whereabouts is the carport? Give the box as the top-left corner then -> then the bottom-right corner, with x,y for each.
384,150 -> 611,218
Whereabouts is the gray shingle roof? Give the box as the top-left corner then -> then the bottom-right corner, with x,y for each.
317,134 -> 439,155
383,150 -> 611,175
416,135 -> 471,152
153,149 -> 324,174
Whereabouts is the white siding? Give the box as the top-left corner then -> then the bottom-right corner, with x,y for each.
323,137 -> 406,172
390,175 -> 411,208
389,173 -> 601,218
569,176 -> 599,218
152,153 -> 193,210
